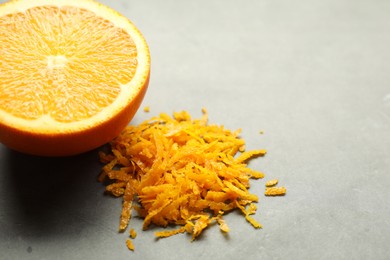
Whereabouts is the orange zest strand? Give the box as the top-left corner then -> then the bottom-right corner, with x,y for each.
265,179 -> 279,187
265,186 -> 287,196
99,109 -> 267,247
129,229 -> 137,239
125,239 -> 135,251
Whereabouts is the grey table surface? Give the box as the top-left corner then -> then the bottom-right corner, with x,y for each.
1,0 -> 390,259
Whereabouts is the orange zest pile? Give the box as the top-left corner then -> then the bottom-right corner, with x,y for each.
99,109 -> 268,247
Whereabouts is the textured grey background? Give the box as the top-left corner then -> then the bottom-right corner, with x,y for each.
1,0 -> 390,259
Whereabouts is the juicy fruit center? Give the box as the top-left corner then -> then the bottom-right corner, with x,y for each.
0,5 -> 138,123
47,55 -> 68,69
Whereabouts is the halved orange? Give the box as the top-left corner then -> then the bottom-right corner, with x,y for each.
0,0 -> 150,156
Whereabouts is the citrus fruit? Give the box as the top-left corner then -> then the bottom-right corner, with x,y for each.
0,0 -> 150,156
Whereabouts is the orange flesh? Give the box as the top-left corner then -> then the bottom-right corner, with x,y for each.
0,5 -> 137,122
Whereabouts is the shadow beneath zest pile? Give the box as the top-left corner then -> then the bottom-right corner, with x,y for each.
1,146 -> 105,238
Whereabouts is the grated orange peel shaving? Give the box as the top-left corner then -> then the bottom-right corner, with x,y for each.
265,187 -> 287,196
125,239 -> 135,251
265,179 -> 279,187
99,109 -> 269,249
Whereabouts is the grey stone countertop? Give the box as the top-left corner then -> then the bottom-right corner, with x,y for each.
1,0 -> 390,259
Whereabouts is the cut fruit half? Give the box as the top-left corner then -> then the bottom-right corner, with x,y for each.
0,0 -> 150,156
